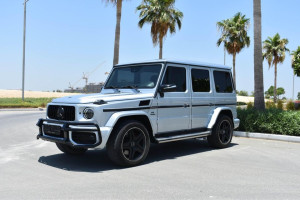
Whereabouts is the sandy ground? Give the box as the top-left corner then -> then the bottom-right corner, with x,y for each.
0,89 -> 255,103
0,89 -> 80,98
237,96 -> 254,103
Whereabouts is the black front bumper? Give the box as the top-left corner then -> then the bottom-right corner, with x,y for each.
36,118 -> 102,148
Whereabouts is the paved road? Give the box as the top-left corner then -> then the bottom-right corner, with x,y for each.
0,110 -> 300,200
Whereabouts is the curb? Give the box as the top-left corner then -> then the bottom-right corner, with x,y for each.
0,108 -> 45,112
234,131 -> 300,143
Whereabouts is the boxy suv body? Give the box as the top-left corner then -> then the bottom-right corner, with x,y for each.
37,60 -> 240,166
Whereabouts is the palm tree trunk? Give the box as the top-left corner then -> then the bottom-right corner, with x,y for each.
253,0 -> 265,110
232,52 -> 236,90
274,62 -> 277,102
113,0 -> 122,66
159,38 -> 163,59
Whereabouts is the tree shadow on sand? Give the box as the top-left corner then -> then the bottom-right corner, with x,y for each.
38,139 -> 238,173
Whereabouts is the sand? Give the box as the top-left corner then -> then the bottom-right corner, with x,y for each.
0,89 -> 80,98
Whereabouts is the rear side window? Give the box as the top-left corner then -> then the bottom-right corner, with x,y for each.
213,71 -> 233,93
162,66 -> 186,92
191,69 -> 210,92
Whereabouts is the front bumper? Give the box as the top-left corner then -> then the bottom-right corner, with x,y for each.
36,118 -> 102,148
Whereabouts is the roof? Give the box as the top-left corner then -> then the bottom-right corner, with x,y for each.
115,59 -> 231,70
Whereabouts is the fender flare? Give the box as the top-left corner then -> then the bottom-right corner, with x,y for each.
207,107 -> 233,129
105,110 -> 152,128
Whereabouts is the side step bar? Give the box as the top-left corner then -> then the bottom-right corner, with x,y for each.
155,131 -> 211,143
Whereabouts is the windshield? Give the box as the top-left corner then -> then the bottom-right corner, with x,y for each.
105,64 -> 162,89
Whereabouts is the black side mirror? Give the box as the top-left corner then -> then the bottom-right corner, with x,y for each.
159,84 -> 177,97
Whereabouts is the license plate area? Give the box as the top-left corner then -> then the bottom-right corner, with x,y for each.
43,124 -> 64,138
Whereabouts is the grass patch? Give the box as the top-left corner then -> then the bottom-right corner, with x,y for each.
0,98 -> 54,108
237,108 -> 300,136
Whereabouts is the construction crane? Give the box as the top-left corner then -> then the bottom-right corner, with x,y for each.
82,61 -> 106,87
68,61 -> 106,92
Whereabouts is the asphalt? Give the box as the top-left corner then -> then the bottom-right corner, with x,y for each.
0,110 -> 300,200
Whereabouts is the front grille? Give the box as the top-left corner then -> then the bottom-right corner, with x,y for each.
47,105 -> 75,121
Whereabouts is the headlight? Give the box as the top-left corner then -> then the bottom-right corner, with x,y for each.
83,108 -> 94,119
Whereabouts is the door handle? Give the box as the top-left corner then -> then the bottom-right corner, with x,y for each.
183,104 -> 190,108
209,103 -> 214,106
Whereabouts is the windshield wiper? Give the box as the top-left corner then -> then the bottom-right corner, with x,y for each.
106,86 -> 120,93
121,85 -> 140,93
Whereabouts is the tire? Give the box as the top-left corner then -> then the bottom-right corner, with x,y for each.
56,143 -> 87,155
106,120 -> 150,167
207,114 -> 233,148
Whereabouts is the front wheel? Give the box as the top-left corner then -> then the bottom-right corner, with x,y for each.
106,120 -> 150,167
56,143 -> 87,155
207,114 -> 233,148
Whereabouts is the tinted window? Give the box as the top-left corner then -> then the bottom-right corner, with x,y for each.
162,66 -> 186,92
213,71 -> 233,93
105,64 -> 162,89
191,69 -> 210,92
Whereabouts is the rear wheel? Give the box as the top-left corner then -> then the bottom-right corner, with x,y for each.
106,120 -> 150,167
56,143 -> 87,155
207,114 -> 233,148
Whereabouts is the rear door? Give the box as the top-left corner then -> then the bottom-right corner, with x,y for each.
190,67 -> 215,129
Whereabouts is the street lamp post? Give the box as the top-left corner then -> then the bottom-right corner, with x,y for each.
22,0 -> 29,101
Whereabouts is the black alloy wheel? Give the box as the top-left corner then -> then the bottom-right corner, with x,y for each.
121,127 -> 147,161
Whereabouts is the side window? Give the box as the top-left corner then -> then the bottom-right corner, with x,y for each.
191,69 -> 210,92
162,66 -> 186,92
213,71 -> 233,93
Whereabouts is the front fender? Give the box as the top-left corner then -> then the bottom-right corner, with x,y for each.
207,107 -> 233,129
105,110 -> 151,127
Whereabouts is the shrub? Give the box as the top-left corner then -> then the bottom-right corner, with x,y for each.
277,100 -> 283,110
266,101 -> 276,109
286,100 -> 295,110
237,108 -> 300,136
237,102 -> 247,106
246,102 -> 253,109
238,90 -> 248,96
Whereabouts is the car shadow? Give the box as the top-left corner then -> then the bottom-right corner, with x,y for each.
38,139 -> 238,173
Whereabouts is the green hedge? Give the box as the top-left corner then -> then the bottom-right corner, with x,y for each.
237,108 -> 300,136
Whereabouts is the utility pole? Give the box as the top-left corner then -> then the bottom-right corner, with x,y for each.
22,0 -> 29,101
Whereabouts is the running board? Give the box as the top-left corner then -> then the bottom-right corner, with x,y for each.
155,131 -> 211,143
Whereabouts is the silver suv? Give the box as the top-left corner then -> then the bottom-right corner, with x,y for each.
37,60 -> 240,167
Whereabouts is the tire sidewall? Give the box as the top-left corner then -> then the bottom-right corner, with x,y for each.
109,120 -> 150,166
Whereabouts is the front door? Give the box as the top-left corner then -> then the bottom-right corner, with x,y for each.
156,65 -> 191,134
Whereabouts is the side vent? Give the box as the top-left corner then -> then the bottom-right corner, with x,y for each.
139,100 -> 150,106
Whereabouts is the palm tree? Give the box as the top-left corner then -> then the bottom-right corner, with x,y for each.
104,0 -> 124,66
263,33 -> 289,103
137,0 -> 183,59
291,46 -> 300,76
291,46 -> 300,100
217,12 -> 250,89
253,0 -> 265,110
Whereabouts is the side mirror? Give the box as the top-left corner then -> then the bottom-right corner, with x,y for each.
159,84 -> 177,97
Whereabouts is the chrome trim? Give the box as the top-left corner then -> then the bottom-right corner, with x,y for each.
69,131 -> 100,147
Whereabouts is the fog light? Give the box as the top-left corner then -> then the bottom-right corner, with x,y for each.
83,108 -> 94,119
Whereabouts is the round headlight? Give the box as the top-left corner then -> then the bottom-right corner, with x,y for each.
83,108 -> 94,119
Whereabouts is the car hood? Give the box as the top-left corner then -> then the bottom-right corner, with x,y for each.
52,92 -> 154,104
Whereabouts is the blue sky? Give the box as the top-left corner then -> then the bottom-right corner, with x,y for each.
1,0 -> 300,98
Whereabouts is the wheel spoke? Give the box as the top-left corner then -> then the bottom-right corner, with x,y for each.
135,144 -> 144,153
129,148 -> 135,160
